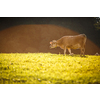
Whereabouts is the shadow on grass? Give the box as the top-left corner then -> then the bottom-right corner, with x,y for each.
0,78 -> 27,84
63,54 -> 88,58
1,76 -> 100,84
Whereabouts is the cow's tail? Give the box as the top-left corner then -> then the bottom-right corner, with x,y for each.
82,34 -> 87,46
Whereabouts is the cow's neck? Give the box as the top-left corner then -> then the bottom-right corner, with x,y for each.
56,39 -> 63,47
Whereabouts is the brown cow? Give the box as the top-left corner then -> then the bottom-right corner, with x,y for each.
50,34 -> 87,56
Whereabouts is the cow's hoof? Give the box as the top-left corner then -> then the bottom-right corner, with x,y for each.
69,53 -> 74,56
80,55 -> 86,57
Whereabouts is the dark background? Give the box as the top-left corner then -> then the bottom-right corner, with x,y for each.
0,17 -> 100,47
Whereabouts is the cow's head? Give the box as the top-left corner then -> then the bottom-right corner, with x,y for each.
50,40 -> 57,49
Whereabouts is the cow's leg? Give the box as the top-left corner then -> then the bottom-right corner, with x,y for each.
68,48 -> 71,54
64,46 -> 66,55
68,48 -> 73,55
82,48 -> 85,56
80,48 -> 85,56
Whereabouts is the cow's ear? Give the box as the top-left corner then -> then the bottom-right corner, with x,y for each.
50,42 -> 52,44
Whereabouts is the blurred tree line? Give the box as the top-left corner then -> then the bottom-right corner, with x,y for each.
94,17 -> 100,30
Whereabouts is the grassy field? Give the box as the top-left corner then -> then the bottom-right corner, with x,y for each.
0,53 -> 100,84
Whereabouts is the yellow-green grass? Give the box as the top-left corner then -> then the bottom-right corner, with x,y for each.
0,53 -> 100,84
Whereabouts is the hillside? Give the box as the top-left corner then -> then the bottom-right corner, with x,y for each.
0,24 -> 100,54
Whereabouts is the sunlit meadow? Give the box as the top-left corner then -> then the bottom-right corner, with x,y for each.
0,53 -> 100,84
